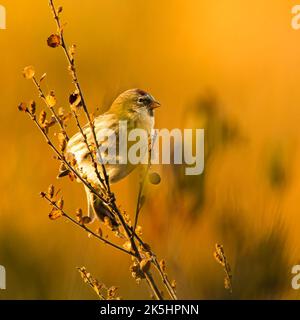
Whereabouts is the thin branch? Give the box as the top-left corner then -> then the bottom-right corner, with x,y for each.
26,110 -> 107,205
130,228 -> 178,300
133,167 -> 149,233
152,257 -> 177,300
71,109 -> 106,191
77,267 -> 107,300
133,133 -> 156,232
49,0 -> 109,192
32,76 -> 69,140
42,194 -> 135,257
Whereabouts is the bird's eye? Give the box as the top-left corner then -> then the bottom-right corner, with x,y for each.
137,97 -> 145,104
137,96 -> 152,105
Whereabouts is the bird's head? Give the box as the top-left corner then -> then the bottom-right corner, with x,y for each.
110,89 -> 160,118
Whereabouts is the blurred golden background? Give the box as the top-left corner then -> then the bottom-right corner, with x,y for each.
1,0 -> 300,299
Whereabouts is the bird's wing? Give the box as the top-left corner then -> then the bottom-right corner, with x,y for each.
66,113 -> 118,161
66,113 -> 125,184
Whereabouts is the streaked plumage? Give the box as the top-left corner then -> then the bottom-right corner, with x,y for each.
64,89 -> 160,225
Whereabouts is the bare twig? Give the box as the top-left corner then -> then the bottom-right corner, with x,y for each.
77,267 -> 107,300
214,244 -> 233,293
41,193 -> 135,257
49,0 -> 108,191
32,76 -> 69,140
26,110 -> 107,205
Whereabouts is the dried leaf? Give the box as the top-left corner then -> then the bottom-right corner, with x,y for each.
18,102 -> 27,112
47,34 -> 61,48
39,110 -> 47,124
76,208 -> 83,223
49,208 -> 62,220
69,92 -> 82,108
46,91 -> 57,107
29,100 -> 36,115
123,241 -> 132,251
171,280 -> 177,289
22,66 -> 35,79
47,184 -> 55,199
136,225 -> 143,236
56,198 -> 64,210
69,44 -> 76,61
159,259 -> 166,272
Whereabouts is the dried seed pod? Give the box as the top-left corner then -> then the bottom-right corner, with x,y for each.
76,208 -> 83,223
69,44 -> 76,62
47,184 -> 55,199
214,252 -> 225,266
56,198 -> 64,210
171,280 -> 177,290
213,243 -> 232,292
45,117 -> 56,128
18,102 -> 27,112
59,139 -> 67,152
159,259 -> 166,272
136,225 -> 143,236
47,34 -> 61,48
130,261 -> 145,282
70,157 -> 77,166
57,132 -> 67,152
148,172 -> 161,185
107,286 -> 118,300
49,208 -> 62,220
22,66 -> 35,79
216,243 -> 224,253
29,100 -> 36,115
224,277 -> 231,290
58,107 -> 64,117
39,110 -> 47,124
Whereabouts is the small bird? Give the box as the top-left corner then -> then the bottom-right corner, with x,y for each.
62,89 -> 160,226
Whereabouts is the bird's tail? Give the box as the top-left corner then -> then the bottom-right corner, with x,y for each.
84,186 -> 119,230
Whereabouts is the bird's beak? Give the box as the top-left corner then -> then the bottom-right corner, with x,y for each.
151,100 -> 161,110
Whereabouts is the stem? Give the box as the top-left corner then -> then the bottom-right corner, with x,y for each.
130,228 -> 178,300
133,167 -> 149,233
32,76 -> 69,140
26,111 -> 107,205
43,194 -> 134,257
49,0 -> 108,191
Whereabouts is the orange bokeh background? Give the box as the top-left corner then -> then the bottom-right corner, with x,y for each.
1,0 -> 300,299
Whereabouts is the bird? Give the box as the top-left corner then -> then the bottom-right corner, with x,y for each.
60,89 -> 160,227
